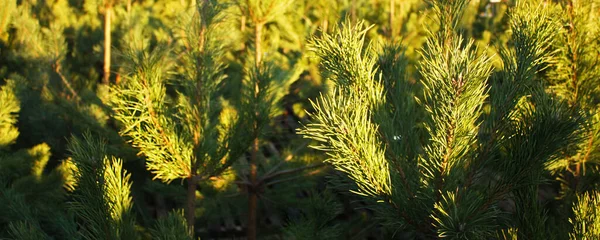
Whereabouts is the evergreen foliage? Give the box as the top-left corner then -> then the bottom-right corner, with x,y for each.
283,190 -> 343,240
68,134 -> 137,240
149,211 -> 191,240
300,0 -> 593,238
545,0 -> 600,192
0,80 -> 19,148
1,0 -> 600,239
111,0 -> 253,234
570,191 -> 600,239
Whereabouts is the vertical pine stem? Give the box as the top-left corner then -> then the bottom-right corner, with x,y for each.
254,23 -> 263,69
567,0 -> 579,106
241,15 -> 247,50
103,3 -> 112,85
247,137 -> 259,240
247,16 -> 263,240
566,0 -> 582,190
185,175 -> 198,235
185,1 -> 210,235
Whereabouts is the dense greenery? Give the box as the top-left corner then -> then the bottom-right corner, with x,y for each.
1,0 -> 599,239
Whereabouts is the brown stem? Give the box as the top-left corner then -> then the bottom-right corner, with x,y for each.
248,4 -> 264,239
103,4 -> 112,85
185,175 -> 198,235
199,0 -> 209,52
247,137 -> 259,240
53,62 -> 80,102
435,118 -> 456,203
567,0 -> 579,106
241,15 -> 247,50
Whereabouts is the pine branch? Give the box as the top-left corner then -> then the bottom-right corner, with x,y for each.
0,80 -> 20,148
68,134 -> 136,240
140,73 -> 189,177
52,61 -> 81,103
149,210 -> 191,240
570,190 -> 600,239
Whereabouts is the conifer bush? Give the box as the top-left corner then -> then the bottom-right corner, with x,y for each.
300,0 -> 599,239
110,0 -> 253,234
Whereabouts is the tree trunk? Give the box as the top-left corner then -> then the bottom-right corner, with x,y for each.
247,19 -> 264,240
103,4 -> 112,85
185,175 -> 198,236
247,137 -> 259,240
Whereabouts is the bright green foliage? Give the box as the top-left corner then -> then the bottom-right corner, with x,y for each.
304,21 -> 390,198
548,0 -> 600,109
539,1 -> 600,238
545,0 -> 600,192
0,80 -> 20,148
570,191 -> 600,239
112,1 -> 251,183
418,28 -> 491,192
0,0 -> 16,37
2,0 -> 600,239
112,46 -> 192,182
301,0 -> 582,238
68,134 -> 137,240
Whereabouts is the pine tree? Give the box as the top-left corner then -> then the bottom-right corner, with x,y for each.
111,0 -> 252,235
3,0 -> 600,239
300,0 -> 582,238
545,0 -> 600,193
541,0 -> 600,238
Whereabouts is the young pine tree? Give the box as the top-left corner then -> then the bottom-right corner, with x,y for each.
228,1 -> 323,239
111,0 -> 252,235
545,0 -> 600,195
67,133 -> 193,240
300,0 -> 582,239
541,0 -> 600,238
